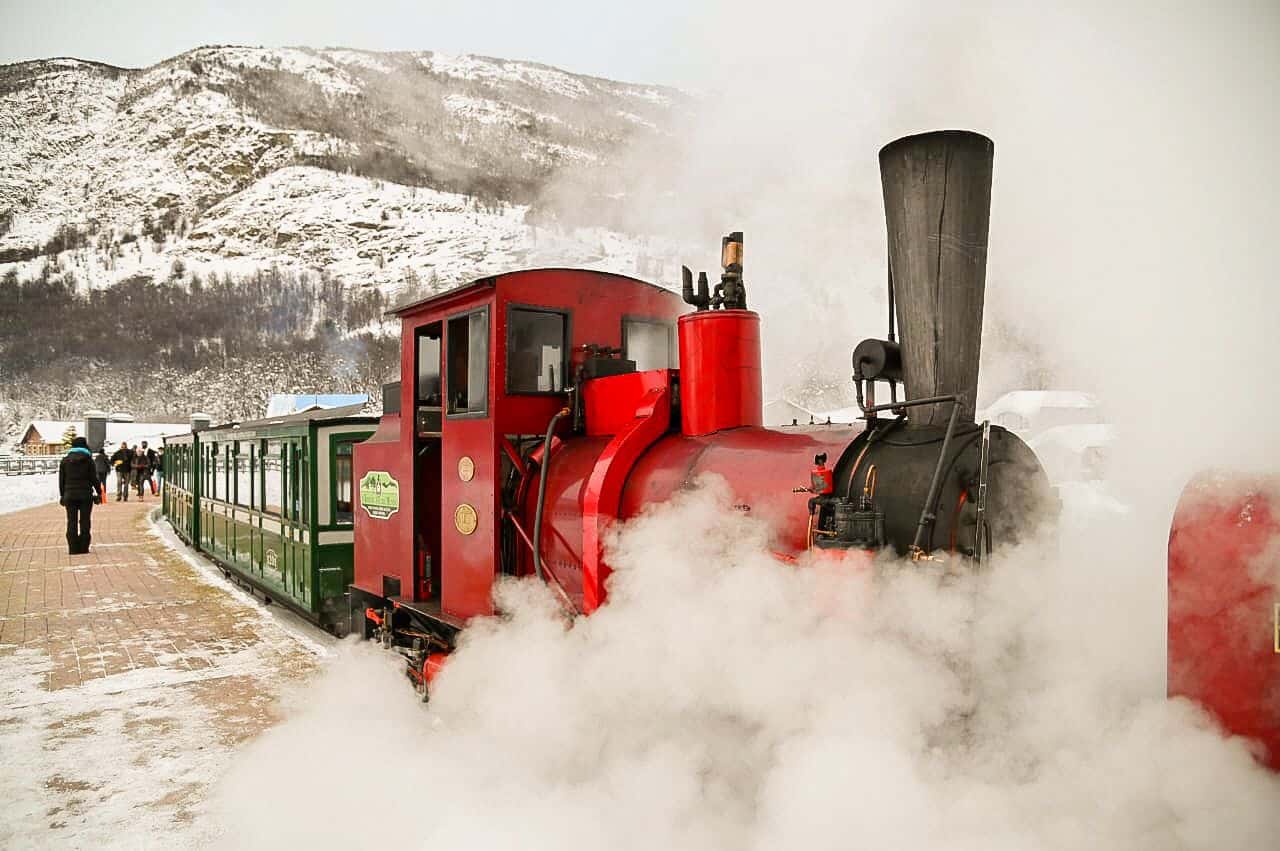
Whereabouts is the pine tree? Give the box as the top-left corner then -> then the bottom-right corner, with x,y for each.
61,424 -> 77,450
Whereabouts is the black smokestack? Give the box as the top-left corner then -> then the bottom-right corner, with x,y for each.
879,130 -> 993,427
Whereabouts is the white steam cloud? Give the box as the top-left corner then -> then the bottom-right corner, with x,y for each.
206,478 -> 1278,849
201,1 -> 1280,847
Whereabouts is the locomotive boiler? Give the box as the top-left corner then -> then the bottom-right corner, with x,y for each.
349,130 -> 1056,690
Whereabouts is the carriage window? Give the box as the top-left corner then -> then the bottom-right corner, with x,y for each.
623,319 -> 676,370
205,443 -> 216,496
335,441 -> 355,524
447,309 -> 489,415
235,442 -> 254,507
263,440 -> 283,516
290,442 -> 302,521
299,440 -> 309,524
507,308 -> 567,393
213,446 -> 226,501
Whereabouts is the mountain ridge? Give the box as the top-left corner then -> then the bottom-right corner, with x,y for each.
0,45 -> 691,290
0,46 -> 691,439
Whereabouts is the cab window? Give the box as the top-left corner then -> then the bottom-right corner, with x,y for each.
623,318 -> 677,370
447,308 -> 489,416
507,307 -> 568,393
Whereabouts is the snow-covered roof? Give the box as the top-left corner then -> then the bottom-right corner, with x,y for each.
265,393 -> 369,418
22,421 -> 75,444
818,406 -> 864,424
104,423 -> 189,447
982,391 -> 1098,418
20,420 -> 188,449
1028,423 -> 1116,455
765,399 -> 868,426
204,403 -> 375,433
1028,423 -> 1117,486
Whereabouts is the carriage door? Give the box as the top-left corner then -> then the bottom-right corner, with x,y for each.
414,322 -> 443,601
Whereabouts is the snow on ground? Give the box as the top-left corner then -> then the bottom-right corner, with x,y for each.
0,508 -> 332,848
0,473 -> 57,515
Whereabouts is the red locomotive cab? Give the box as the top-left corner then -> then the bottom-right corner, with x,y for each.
1168,472 -> 1280,770
352,268 -> 687,640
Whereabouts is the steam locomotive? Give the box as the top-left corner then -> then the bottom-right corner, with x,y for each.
159,127 -> 1278,774
348,129 -> 1055,690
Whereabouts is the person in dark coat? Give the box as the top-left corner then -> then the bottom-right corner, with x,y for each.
131,446 -> 149,499
141,441 -> 158,494
59,436 -> 104,554
93,448 -> 111,502
110,441 -> 131,501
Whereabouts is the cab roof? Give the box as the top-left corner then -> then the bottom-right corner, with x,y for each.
388,268 -> 678,318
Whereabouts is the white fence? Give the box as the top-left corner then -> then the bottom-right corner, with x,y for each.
2,456 -> 62,476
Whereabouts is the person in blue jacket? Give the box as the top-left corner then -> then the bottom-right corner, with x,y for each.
59,436 -> 104,554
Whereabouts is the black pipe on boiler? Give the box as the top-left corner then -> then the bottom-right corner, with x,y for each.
532,407 -> 570,582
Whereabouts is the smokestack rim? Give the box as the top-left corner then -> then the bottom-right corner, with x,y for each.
878,129 -> 994,163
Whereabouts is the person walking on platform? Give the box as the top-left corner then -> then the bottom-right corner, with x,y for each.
93,448 -> 111,504
131,446 -> 149,499
59,436 -> 103,554
142,441 -> 158,495
111,441 -> 131,501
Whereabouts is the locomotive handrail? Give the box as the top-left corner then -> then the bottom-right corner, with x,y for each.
532,407 -> 571,583
909,396 -> 962,560
503,509 -> 579,615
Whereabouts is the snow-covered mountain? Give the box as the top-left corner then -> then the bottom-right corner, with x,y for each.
0,47 -> 696,439
0,46 -> 691,294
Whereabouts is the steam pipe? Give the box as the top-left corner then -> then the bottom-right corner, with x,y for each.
909,397 -> 961,557
862,393 -> 960,416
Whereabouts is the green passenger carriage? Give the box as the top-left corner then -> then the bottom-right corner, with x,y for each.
162,405 -> 377,632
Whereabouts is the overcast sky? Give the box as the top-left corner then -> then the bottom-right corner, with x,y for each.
0,0 -> 701,86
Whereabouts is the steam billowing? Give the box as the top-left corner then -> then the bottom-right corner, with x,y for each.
207,478 -> 1279,849
204,1 -> 1280,847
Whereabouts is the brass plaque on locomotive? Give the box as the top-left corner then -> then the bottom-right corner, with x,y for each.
457,455 -> 475,482
454,503 -> 478,535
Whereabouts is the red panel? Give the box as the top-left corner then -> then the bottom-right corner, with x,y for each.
353,413 -> 412,597
1168,473 -> 1280,770
583,369 -> 672,437
440,330 -> 500,620
581,382 -> 671,612
678,310 -> 763,436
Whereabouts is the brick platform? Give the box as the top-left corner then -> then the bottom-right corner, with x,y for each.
0,496 -> 327,844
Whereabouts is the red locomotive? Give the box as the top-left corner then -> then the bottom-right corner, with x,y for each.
348,129 -> 1280,775
350,129 -> 1057,692
1168,474 -> 1280,770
